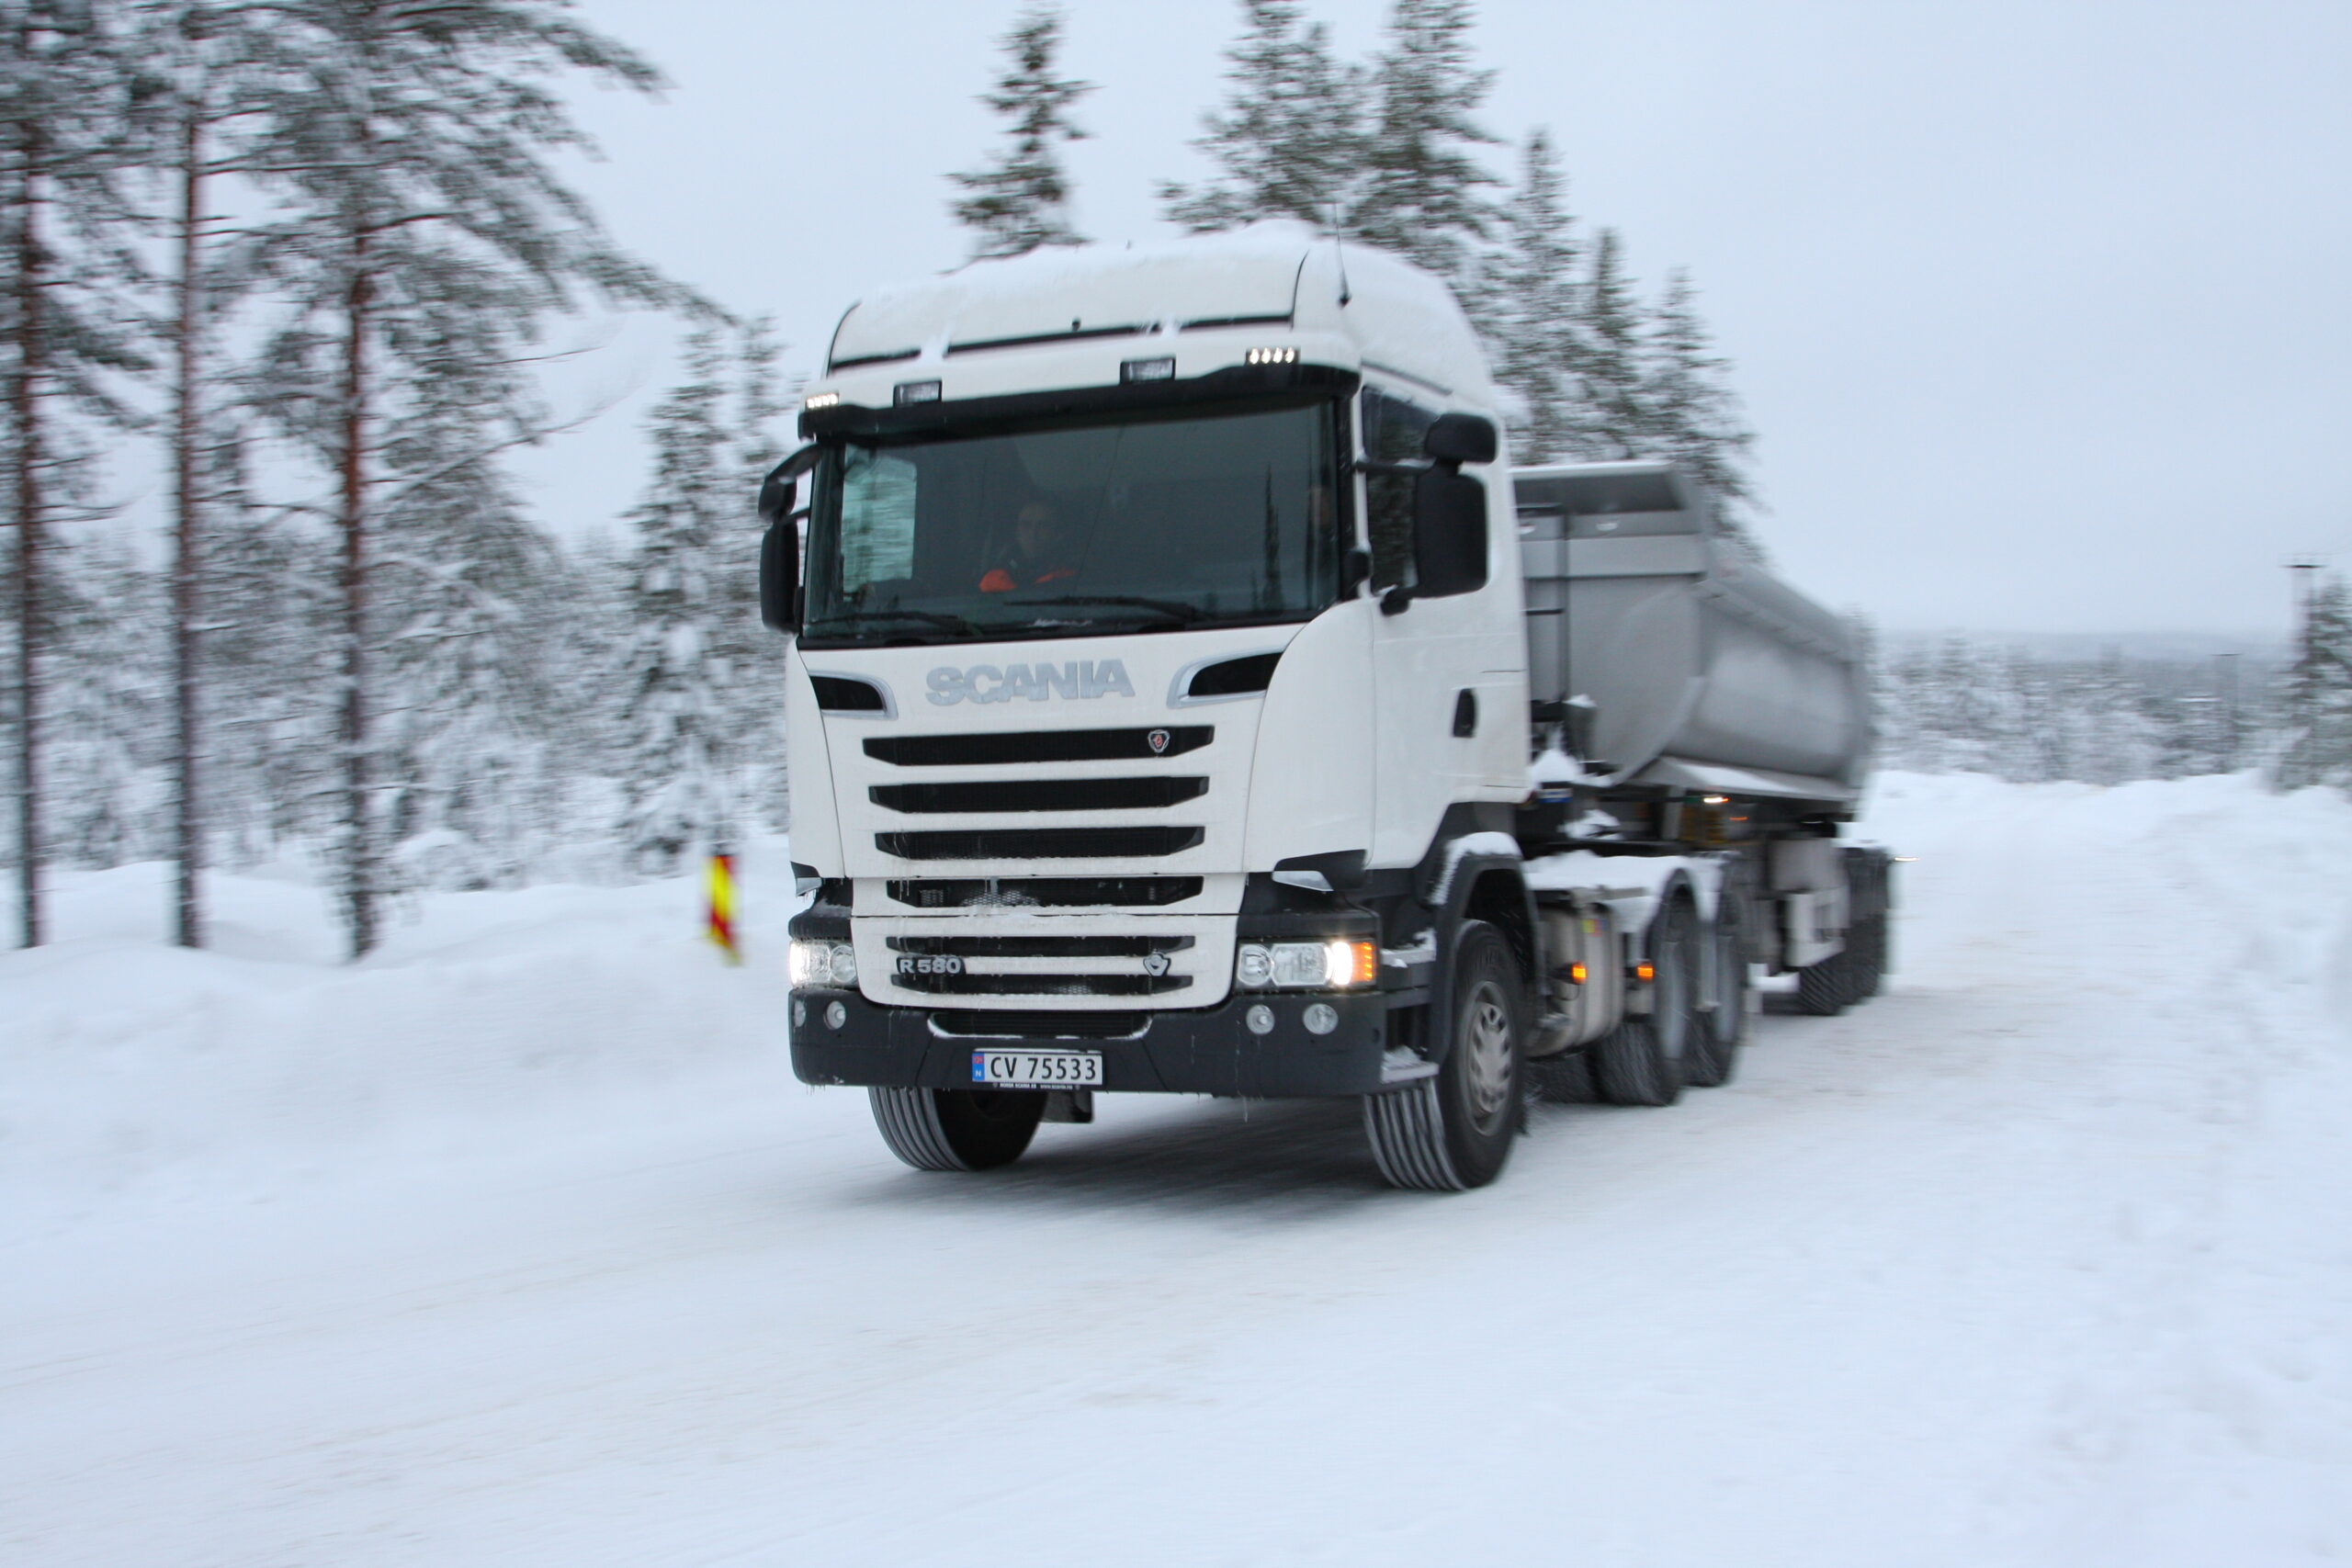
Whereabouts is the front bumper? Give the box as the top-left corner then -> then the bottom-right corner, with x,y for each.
789,987 -> 1393,1099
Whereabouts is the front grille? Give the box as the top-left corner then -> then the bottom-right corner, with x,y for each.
885,876 -> 1204,908
930,1010 -> 1147,1039
876,827 -> 1204,861
892,972 -> 1189,997
865,727 -> 1213,766
869,776 -> 1208,814
888,934 -> 1194,957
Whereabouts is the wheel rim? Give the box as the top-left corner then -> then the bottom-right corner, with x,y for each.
1462,981 -> 1515,1134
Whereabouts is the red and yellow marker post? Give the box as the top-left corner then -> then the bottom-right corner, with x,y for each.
707,852 -> 741,964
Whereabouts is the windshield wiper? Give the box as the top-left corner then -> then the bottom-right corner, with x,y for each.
1006,594 -> 1204,624
807,608 -> 982,637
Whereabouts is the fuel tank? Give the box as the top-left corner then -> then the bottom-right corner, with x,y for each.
1514,461 -> 1872,800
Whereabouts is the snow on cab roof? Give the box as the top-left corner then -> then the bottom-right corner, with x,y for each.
824,221 -> 1497,409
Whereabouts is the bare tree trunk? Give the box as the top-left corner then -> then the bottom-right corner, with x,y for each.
338,238 -> 375,958
10,119 -> 45,950
171,113 -> 203,948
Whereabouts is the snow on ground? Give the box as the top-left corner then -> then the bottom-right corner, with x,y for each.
5,774 -> 2351,1566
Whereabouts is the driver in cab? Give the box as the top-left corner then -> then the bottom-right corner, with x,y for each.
978,502 -> 1080,594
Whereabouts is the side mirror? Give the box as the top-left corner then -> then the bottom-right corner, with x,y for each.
1423,412 -> 1498,467
759,445 -> 821,634
760,521 -> 797,632
1410,467 -> 1487,599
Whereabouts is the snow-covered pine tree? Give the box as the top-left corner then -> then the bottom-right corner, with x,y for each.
1479,127 -> 1582,463
368,319 -> 575,891
2,0 -> 149,944
948,5 -> 1093,260
241,0 -> 680,957
1575,227 -> 1647,458
134,0 -> 309,946
2279,572 -> 2352,787
615,322 -> 786,874
1347,0 -> 1499,288
1641,268 -> 1759,553
1159,0 -> 1364,232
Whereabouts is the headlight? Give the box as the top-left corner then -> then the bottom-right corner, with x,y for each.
1235,940 -> 1375,990
790,939 -> 858,987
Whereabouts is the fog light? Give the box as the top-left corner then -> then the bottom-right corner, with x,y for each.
830,942 -> 858,987
1245,1004 -> 1275,1035
1303,1002 -> 1339,1035
825,1000 -> 847,1031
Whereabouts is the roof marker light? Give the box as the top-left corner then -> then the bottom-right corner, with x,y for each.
802,391 -> 841,411
1246,346 -> 1299,366
1121,355 -> 1176,382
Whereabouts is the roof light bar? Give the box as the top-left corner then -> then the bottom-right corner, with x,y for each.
802,391 -> 841,411
1245,346 -> 1299,366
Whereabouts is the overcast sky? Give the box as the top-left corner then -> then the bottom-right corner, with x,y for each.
510,0 -> 2352,642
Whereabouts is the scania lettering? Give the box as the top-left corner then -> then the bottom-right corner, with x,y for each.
762,222 -> 1890,1190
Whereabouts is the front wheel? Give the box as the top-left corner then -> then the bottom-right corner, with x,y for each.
869,1087 -> 1045,1171
1364,920 -> 1525,1190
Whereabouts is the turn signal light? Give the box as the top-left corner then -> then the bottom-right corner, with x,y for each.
1329,939 -> 1377,987
1634,961 -> 1656,983
1567,962 -> 1588,985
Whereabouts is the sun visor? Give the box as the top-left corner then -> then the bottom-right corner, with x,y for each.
829,242 -> 1308,370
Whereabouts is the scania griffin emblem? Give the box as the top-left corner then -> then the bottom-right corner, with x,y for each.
1147,728 -> 1170,754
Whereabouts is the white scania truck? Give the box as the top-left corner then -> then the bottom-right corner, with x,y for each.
761,222 -> 1889,1190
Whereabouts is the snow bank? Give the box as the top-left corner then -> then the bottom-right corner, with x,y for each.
0,844 -> 804,1212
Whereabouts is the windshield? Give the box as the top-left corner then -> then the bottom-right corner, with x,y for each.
801,400 -> 1343,645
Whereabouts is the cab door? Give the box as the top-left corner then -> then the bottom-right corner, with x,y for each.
1363,386 -> 1519,867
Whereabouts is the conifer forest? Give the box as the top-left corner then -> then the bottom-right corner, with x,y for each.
3,0 -> 2342,959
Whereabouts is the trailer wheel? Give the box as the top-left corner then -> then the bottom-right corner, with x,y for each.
1594,897 -> 1698,1107
1793,952 -> 1849,1015
1363,920 -> 1524,1190
1682,897 -> 1749,1089
868,1087 -> 1045,1172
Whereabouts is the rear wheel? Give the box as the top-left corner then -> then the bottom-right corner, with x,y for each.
1793,952 -> 1849,1015
1682,895 -> 1749,1089
1594,896 -> 1699,1107
869,1087 -> 1045,1171
1364,920 -> 1525,1190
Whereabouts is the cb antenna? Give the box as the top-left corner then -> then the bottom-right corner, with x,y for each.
1329,200 -> 1351,307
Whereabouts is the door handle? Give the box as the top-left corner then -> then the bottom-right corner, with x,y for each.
1452,689 -> 1477,738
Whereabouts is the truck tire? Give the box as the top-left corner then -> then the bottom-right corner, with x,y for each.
1682,897 -> 1748,1089
1363,920 -> 1524,1190
1593,897 -> 1698,1107
1793,953 -> 1848,1015
868,1087 -> 1045,1172
1853,909 -> 1886,1000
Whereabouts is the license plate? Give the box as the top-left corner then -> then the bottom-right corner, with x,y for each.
971,1049 -> 1104,1088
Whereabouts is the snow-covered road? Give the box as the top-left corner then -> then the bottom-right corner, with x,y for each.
6,774 -> 2350,1565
